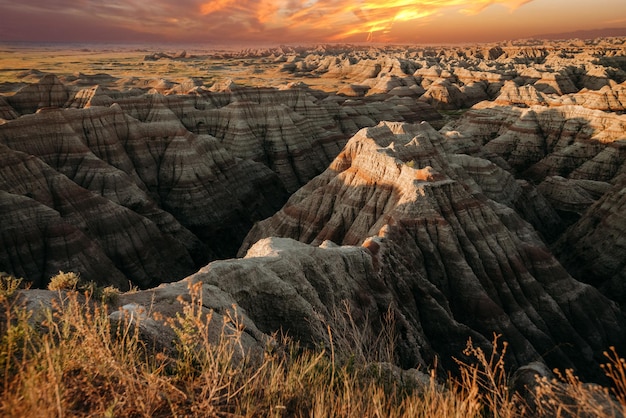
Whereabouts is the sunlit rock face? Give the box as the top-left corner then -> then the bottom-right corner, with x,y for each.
448,104 -> 626,181
240,121 -> 625,382
444,102 -> 626,235
47,78 -> 441,194
265,39 -> 625,114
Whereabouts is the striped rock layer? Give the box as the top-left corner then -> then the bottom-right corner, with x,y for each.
240,121 -> 625,382
0,105 -> 287,289
0,75 -> 441,287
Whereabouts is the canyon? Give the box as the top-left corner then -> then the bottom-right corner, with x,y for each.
1,37 -> 626,383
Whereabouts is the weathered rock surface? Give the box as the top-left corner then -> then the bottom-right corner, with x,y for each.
241,121 -> 625,382
0,104 -> 288,288
8,74 -> 69,114
0,69 -> 445,286
447,104 -> 626,184
269,38 -> 625,113
191,237 -> 429,365
444,102 -> 626,240
13,283 -> 268,362
554,175 -> 626,305
2,38 -> 626,386
0,96 -> 18,121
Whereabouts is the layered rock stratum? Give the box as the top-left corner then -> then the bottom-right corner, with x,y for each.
0,70 -> 441,288
239,121 -> 625,381
2,37 -> 626,384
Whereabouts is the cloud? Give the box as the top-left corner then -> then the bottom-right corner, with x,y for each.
459,0 -> 534,15
268,0 -> 537,41
0,0 -> 537,42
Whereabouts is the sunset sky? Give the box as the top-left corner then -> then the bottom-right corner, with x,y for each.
0,0 -> 625,44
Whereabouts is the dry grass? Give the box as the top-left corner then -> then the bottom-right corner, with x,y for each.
0,274 -> 625,417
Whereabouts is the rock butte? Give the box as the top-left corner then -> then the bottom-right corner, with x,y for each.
2,37 -> 626,384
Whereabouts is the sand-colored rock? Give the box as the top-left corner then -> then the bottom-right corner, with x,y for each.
448,104 -> 626,183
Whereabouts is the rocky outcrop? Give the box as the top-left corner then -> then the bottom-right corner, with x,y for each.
64,85 -> 114,108
0,70 -> 444,286
55,82 -> 441,193
143,50 -> 192,61
537,176 -> 612,216
0,145 -> 179,289
0,104 -> 288,288
8,74 -> 69,114
14,282 -> 269,363
443,103 -> 626,243
190,237 -> 428,365
534,71 -> 578,95
0,96 -> 18,121
490,79 -> 626,112
2,38 -> 626,381
447,104 -> 626,183
164,88 -> 345,193
554,175 -> 626,306
241,121 -> 626,382
565,81 -> 626,112
492,81 -> 550,107
419,79 -> 466,110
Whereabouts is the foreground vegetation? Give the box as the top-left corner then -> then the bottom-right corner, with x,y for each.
1,273 -> 625,417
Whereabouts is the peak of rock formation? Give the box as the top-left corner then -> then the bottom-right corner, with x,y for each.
8,74 -> 69,114
240,121 -> 625,382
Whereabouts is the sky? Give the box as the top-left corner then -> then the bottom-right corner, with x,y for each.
0,0 -> 625,45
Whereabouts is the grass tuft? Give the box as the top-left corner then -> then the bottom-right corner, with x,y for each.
47,271 -> 80,291
0,281 -> 625,417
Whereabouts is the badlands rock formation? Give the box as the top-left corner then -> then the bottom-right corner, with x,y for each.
0,104 -> 286,288
0,69 -> 441,288
554,174 -> 626,305
2,37 -> 626,383
444,104 -> 626,218
241,121 -> 625,381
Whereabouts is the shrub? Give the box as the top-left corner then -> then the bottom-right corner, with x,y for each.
47,271 -> 80,291
0,273 -> 26,303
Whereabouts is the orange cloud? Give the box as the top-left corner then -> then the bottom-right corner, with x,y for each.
200,0 -> 235,16
459,0 -> 533,14
0,0 -> 543,43
245,0 -> 536,41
